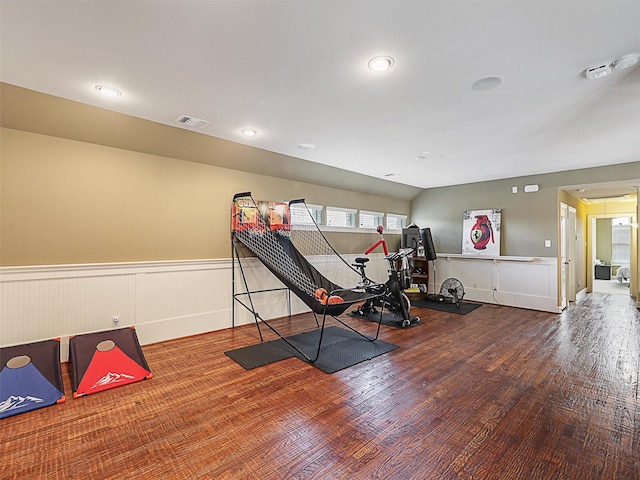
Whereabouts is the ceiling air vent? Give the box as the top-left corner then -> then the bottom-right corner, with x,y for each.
175,115 -> 209,128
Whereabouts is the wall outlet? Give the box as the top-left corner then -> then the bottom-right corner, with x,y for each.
493,286 -> 497,291
112,316 -> 120,325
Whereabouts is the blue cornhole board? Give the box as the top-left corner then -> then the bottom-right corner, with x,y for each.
0,339 -> 65,419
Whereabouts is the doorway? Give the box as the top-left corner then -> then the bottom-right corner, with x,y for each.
591,215 -> 632,296
560,203 -> 577,309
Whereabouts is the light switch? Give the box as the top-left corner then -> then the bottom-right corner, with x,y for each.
544,240 -> 551,248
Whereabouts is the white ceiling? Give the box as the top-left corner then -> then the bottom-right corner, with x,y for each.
1,0 -> 639,195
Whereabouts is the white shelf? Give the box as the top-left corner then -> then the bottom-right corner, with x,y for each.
436,253 -> 537,262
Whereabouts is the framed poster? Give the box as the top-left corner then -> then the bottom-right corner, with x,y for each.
462,209 -> 501,256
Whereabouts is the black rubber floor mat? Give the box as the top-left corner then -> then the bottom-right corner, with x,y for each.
224,326 -> 398,373
411,299 -> 482,315
298,336 -> 399,374
224,341 -> 294,369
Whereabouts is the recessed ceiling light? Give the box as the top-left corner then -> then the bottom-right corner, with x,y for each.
368,56 -> 394,72
95,85 -> 121,97
471,76 -> 504,91
241,129 -> 257,137
297,143 -> 315,150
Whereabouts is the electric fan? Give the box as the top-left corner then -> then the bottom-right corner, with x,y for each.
439,278 -> 465,308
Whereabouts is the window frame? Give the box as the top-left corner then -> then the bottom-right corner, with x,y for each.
358,210 -> 385,230
385,213 -> 408,232
325,206 -> 358,228
290,202 -> 324,226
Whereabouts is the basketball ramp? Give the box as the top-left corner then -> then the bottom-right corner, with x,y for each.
70,326 -> 152,398
231,192 -> 387,363
0,339 -> 65,419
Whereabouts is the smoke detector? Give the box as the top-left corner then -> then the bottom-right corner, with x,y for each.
175,115 -> 209,128
613,53 -> 640,70
585,63 -> 611,80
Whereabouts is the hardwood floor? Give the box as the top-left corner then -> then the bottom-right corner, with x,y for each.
2,293 -> 639,479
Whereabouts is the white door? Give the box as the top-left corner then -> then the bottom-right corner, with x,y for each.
568,206 -> 577,302
560,203 -> 568,310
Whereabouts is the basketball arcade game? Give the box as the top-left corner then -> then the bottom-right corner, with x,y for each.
231,192 -> 388,363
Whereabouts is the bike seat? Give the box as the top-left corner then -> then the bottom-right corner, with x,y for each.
354,257 -> 370,264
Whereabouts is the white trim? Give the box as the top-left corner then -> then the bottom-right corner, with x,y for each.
436,253 -> 537,262
0,258 -> 229,281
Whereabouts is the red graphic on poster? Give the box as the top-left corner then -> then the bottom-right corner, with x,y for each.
462,209 -> 501,256
470,215 -> 494,250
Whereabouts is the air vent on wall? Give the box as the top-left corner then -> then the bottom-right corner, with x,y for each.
175,115 -> 210,128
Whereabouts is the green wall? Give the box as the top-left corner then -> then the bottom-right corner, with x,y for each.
411,162 -> 640,258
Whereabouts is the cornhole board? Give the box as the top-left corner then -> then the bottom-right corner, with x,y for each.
70,326 -> 152,398
0,339 -> 66,419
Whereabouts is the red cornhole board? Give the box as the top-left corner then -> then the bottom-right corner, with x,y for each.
70,326 -> 152,398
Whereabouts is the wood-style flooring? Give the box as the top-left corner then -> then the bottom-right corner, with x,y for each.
1,293 -> 639,479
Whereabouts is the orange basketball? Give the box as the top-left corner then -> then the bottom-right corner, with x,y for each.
314,288 -> 328,303
327,295 -> 344,305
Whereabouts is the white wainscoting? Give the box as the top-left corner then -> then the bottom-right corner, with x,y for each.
0,254 -> 391,362
431,254 -> 560,313
0,259 -> 302,361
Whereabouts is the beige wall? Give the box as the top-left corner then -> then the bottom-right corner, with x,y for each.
0,83 -> 421,202
1,128 -> 408,266
595,218 -> 613,265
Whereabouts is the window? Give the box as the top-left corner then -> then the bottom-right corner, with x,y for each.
290,203 -> 323,226
326,206 -> 357,228
386,214 -> 407,231
359,210 -> 384,229
611,217 -> 631,265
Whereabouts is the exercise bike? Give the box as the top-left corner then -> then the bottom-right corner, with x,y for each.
351,226 -> 420,328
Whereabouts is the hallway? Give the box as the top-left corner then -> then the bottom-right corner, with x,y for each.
592,278 -> 631,296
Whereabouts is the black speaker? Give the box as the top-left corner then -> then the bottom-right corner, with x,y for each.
420,228 -> 437,260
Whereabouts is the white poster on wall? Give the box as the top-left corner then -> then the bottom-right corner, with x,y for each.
462,209 -> 501,256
